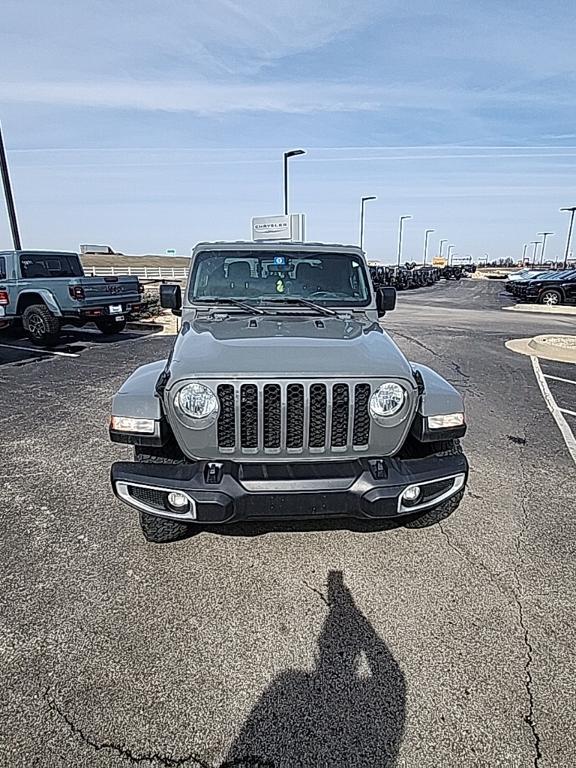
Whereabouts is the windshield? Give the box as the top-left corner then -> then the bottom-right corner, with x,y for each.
190,250 -> 371,307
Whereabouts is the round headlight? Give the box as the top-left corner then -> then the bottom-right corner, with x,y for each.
176,383 -> 218,419
369,383 -> 406,418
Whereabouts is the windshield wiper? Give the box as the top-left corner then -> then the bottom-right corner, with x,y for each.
194,298 -> 271,315
262,297 -> 337,316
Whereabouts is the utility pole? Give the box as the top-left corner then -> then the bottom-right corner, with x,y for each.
0,122 -> 22,250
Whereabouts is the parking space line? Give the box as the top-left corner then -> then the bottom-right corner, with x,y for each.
559,408 -> 576,418
0,343 -> 79,358
544,374 -> 576,385
531,356 -> 576,465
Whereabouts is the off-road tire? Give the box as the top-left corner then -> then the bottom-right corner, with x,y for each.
402,438 -> 465,528
539,289 -> 563,306
22,304 -> 61,346
95,317 -> 127,335
138,511 -> 191,544
134,442 -> 192,542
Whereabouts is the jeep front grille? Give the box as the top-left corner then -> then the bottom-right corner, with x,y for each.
216,381 -> 372,454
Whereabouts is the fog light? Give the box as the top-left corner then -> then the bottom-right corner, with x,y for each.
167,492 -> 189,512
402,485 -> 421,503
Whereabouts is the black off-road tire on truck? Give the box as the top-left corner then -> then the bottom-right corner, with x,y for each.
22,304 -> 62,346
134,443 -> 193,543
402,439 -> 466,529
95,317 -> 127,335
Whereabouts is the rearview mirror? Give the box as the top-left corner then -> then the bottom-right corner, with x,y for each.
376,287 -> 396,317
160,283 -> 182,311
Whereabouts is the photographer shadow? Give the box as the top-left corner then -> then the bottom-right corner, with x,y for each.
222,570 -> 406,768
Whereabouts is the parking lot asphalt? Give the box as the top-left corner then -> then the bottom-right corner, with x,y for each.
1,280 -> 575,767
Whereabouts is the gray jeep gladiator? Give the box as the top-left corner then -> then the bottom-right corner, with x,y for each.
0,249 -> 141,345
109,241 -> 468,543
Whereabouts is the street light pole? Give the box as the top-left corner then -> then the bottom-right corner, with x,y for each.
530,241 -> 541,265
439,239 -> 447,258
536,232 -> 553,265
521,243 -> 528,263
0,122 -> 22,250
423,229 -> 435,266
283,149 -> 306,215
447,244 -> 455,265
396,215 -> 412,267
359,196 -> 377,252
560,206 -> 576,270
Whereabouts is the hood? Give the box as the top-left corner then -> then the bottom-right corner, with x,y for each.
166,314 -> 414,383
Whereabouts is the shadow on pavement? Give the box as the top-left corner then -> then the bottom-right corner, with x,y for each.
222,570 -> 406,768
0,325 -> 153,367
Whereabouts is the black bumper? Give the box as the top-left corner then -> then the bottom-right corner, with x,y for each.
111,453 -> 468,524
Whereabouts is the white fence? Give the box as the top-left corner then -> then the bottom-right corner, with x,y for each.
85,266 -> 189,280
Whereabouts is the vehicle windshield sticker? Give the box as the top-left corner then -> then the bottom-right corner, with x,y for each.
275,279 -> 285,293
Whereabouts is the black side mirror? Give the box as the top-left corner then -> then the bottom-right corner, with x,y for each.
376,287 -> 396,317
160,283 -> 182,311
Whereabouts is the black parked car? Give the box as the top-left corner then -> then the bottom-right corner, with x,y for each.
515,270 -> 576,305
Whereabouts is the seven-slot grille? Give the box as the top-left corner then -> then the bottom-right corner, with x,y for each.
216,381 -> 372,453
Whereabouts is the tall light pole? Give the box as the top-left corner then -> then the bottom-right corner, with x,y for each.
396,215 -> 412,267
439,239 -> 447,258
423,229 -> 435,266
537,232 -> 553,265
530,241 -> 541,265
521,243 -> 528,263
283,149 -> 305,215
560,206 -> 576,270
359,196 -> 377,252
0,122 -> 22,250
447,244 -> 455,265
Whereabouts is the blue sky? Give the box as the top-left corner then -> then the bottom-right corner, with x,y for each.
1,0 -> 576,262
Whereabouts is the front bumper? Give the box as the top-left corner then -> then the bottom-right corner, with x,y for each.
110,452 -> 468,524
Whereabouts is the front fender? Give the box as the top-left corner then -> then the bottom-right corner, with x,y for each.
411,363 -> 465,416
111,360 -> 168,420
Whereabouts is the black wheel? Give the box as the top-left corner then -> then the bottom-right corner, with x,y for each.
539,289 -> 563,306
134,442 -> 192,543
22,304 -> 61,346
403,488 -> 465,529
95,317 -> 127,335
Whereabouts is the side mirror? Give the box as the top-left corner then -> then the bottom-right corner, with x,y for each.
160,283 -> 182,311
376,287 -> 396,317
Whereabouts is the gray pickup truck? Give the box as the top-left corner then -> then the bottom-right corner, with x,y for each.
0,249 -> 141,345
109,241 -> 468,543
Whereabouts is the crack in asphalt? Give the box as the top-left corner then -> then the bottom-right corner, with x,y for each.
510,418 -> 543,767
45,687 -> 276,768
302,579 -> 330,607
436,414 -> 543,766
44,688 -> 210,767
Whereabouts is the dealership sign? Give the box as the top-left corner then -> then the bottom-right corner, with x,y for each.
251,214 -> 305,242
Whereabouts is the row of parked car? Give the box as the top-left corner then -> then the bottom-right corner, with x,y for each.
504,268 -> 576,305
369,263 -> 474,291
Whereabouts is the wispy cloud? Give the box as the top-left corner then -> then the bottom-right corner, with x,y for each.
0,79 -> 569,115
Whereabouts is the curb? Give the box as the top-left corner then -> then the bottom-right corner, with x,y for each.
502,304 -> 576,316
505,334 -> 576,364
126,320 -> 164,332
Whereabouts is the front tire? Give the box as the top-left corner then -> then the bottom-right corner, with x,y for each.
22,304 -> 61,346
95,317 -> 127,335
134,443 -> 192,543
539,289 -> 563,306
403,488 -> 465,529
